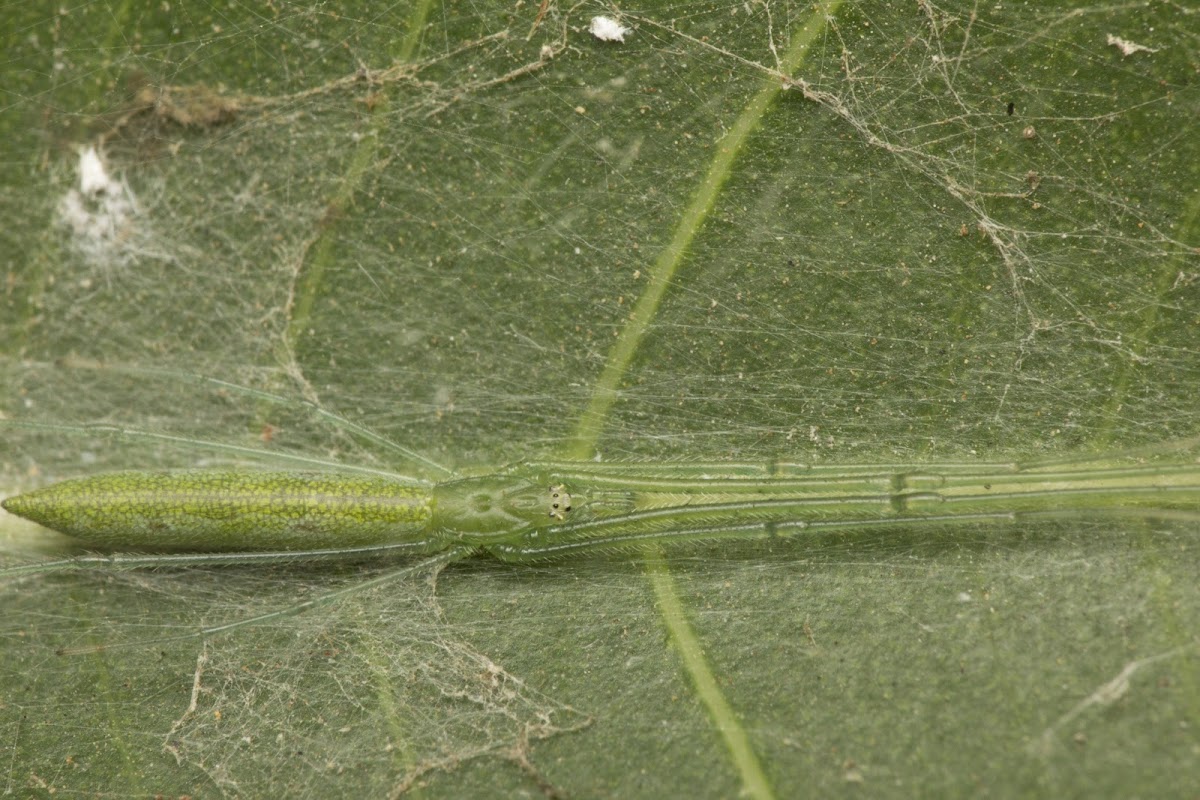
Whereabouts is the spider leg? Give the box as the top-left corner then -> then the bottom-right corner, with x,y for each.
0,540 -> 445,577
483,505 -> 1200,563
50,546 -> 478,655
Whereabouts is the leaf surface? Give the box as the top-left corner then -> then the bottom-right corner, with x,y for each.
2,2 -> 1198,797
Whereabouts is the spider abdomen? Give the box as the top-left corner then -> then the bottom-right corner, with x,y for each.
3,471 -> 437,551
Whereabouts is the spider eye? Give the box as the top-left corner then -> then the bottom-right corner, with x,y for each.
547,485 -> 573,521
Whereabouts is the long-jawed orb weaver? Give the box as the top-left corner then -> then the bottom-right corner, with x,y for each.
6,449 -> 1199,572
3,420 -> 1198,652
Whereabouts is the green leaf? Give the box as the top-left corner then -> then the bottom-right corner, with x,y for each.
2,2 -> 1198,797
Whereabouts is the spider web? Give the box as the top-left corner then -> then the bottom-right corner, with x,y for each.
2,1 -> 1198,797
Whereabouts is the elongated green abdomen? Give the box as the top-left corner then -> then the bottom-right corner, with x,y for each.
2,471 -> 435,551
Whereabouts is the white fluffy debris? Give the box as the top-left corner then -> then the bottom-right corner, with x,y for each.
1106,34 -> 1159,57
589,16 -> 630,43
56,146 -> 141,265
77,146 -> 116,195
